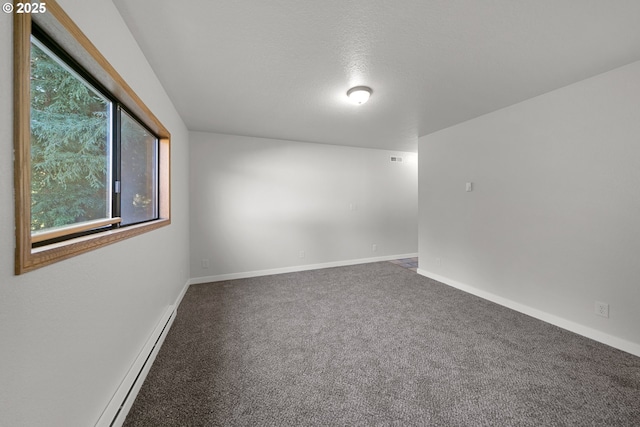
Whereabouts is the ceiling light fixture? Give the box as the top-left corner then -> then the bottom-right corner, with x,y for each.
347,86 -> 372,105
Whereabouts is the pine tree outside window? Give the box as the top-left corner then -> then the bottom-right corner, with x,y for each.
29,28 -> 160,246
30,36 -> 115,241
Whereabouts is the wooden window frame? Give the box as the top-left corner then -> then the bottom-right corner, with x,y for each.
14,0 -> 171,274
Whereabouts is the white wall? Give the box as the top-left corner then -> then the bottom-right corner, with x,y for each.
418,60 -> 640,353
0,1 -> 190,425
190,132 -> 417,279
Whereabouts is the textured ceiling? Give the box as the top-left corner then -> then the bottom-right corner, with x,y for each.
113,0 -> 640,152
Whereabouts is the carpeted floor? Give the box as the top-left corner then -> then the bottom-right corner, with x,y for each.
124,262 -> 640,426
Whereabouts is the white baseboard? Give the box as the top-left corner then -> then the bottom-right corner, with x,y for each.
417,269 -> 640,358
173,278 -> 190,312
95,279 -> 191,427
189,253 -> 418,285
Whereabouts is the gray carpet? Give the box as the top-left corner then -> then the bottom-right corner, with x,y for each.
124,262 -> 640,426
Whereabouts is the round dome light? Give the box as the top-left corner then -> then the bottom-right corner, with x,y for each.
347,86 -> 372,105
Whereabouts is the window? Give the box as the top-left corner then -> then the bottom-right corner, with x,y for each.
14,1 -> 170,274
30,28 -> 161,244
30,33 -> 116,243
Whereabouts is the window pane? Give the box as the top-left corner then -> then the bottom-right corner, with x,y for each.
120,111 -> 158,225
30,37 -> 112,236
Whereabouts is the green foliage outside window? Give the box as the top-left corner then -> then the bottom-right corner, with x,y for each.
30,40 -> 111,232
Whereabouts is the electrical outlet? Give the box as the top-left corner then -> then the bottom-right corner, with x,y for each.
201,259 -> 210,269
299,250 -> 305,259
372,244 -> 377,252
595,301 -> 609,318
435,257 -> 441,267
